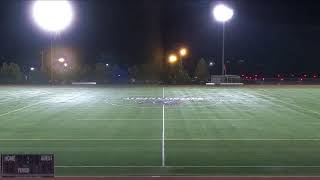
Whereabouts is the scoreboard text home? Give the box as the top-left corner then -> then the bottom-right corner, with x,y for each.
1,154 -> 54,177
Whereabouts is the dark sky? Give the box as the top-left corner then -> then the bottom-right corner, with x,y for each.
0,0 -> 320,74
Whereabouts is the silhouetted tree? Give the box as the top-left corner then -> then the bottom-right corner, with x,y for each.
128,65 -> 139,82
94,63 -> 106,82
195,58 -> 209,83
79,64 -> 92,81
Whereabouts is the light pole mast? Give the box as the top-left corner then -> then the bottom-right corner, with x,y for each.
222,22 -> 225,75
50,34 -> 53,85
32,0 -> 73,85
213,4 -> 234,76
40,50 -> 44,72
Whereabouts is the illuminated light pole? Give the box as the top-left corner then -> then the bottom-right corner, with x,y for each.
168,54 -> 178,64
213,4 -> 233,75
179,48 -> 188,69
32,0 -> 73,84
58,58 -> 65,63
179,48 -> 187,57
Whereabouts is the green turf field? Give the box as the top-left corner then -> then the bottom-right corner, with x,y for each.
0,85 -> 320,176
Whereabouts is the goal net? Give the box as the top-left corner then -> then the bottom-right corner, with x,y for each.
210,75 -> 241,84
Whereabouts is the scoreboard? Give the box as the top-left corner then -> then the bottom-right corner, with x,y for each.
1,154 -> 54,177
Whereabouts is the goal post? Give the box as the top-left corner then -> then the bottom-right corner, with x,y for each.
209,75 -> 243,85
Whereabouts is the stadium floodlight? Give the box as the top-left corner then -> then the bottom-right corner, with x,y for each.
32,0 -> 73,85
213,4 -> 234,23
179,48 -> 188,57
58,58 -> 65,63
168,54 -> 178,64
178,47 -> 188,68
30,67 -> 35,71
32,0 -> 73,33
213,4 -> 234,75
64,63 -> 68,67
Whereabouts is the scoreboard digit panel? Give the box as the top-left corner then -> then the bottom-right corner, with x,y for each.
1,154 -> 54,177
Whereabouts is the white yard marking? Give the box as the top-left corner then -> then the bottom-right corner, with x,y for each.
162,87 -> 165,167
77,119 -> 161,121
255,90 -> 320,116
76,118 -> 250,121
166,119 -> 250,121
165,138 -> 320,141
56,166 -> 161,168
0,102 -> 42,118
0,93 -> 84,118
0,139 -> 160,141
1,138 -> 320,141
55,165 -> 320,168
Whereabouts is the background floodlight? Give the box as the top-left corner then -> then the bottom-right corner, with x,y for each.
64,63 -> 68,67
32,0 -> 73,32
58,58 -> 65,63
213,4 -> 234,22
168,54 -> 178,64
30,67 -> 35,71
179,48 -> 187,57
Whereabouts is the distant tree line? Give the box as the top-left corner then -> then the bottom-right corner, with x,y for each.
0,59 -> 211,84
0,62 -> 23,83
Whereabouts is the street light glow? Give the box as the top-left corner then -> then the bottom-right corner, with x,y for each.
168,54 -> 178,64
179,48 -> 187,57
32,0 -> 73,32
213,4 -> 234,22
30,67 -> 35,71
64,63 -> 68,67
58,58 -> 65,63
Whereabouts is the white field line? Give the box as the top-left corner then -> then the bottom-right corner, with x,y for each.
165,138 -> 320,141
77,119 -> 160,121
255,90 -> 320,116
2,138 -> 320,141
306,123 -> 320,125
76,118 -> 250,121
0,101 -> 42,118
162,87 -> 165,167
0,139 -> 160,141
55,165 -> 320,168
0,93 -> 83,118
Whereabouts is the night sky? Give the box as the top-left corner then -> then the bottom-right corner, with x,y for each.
0,0 -> 320,74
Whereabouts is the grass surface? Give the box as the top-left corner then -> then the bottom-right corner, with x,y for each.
0,85 -> 320,176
